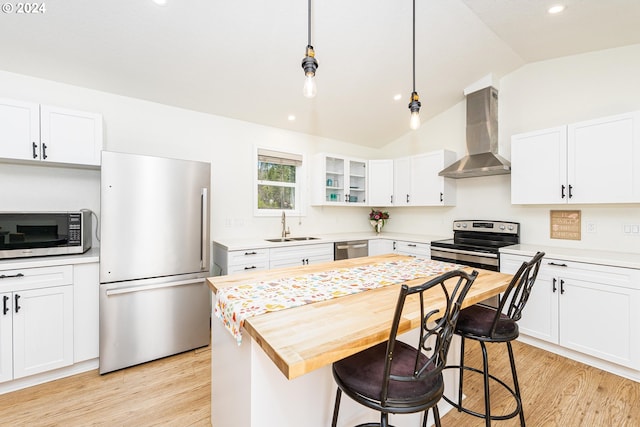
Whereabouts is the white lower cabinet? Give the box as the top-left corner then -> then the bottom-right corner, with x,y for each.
226,248 -> 270,275
13,286 -> 74,379
214,242 -> 334,275
269,243 -> 333,269
501,254 -> 640,370
393,240 -> 430,258
0,265 -> 74,383
0,292 -> 12,383
368,239 -> 394,256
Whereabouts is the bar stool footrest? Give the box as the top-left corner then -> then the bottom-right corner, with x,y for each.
442,364 -> 522,422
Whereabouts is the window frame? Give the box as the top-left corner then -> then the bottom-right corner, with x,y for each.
253,146 -> 306,217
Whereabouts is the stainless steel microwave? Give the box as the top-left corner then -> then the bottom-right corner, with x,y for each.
0,210 -> 92,259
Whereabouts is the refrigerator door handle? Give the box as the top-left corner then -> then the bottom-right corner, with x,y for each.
201,187 -> 208,270
105,278 -> 204,296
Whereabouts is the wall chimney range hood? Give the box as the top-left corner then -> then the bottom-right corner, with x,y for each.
439,86 -> 511,179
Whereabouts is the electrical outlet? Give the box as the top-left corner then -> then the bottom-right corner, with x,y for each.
586,223 -> 596,233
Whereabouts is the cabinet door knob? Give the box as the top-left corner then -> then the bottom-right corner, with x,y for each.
42,143 -> 48,160
3,295 -> 8,315
561,185 -> 566,199
32,142 -> 38,159
552,278 -> 557,293
568,185 -> 573,199
14,294 -> 21,313
440,192 -> 443,202
560,279 -> 565,295
406,194 -> 410,203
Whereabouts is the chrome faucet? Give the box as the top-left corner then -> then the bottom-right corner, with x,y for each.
281,211 -> 290,238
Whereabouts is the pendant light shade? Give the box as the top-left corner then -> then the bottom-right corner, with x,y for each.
301,0 -> 318,98
408,0 -> 421,129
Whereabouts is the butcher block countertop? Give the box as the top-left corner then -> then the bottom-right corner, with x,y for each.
207,254 -> 513,380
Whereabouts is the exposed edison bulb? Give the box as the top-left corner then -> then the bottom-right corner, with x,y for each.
409,111 -> 421,130
408,91 -> 421,130
303,73 -> 317,98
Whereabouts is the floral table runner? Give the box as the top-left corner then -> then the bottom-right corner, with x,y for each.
214,258 -> 460,344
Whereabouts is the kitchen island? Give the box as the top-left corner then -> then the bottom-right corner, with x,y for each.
207,254 -> 513,427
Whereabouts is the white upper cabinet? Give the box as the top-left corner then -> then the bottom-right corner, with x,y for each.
0,98 -> 40,161
411,150 -> 457,206
393,150 -> 457,207
313,153 -> 368,206
511,126 -> 567,204
0,98 -> 103,167
511,111 -> 640,204
567,112 -> 639,203
40,105 -> 103,167
393,157 -> 412,206
368,159 -> 394,206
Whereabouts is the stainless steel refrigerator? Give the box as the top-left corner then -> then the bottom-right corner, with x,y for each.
99,151 -> 210,374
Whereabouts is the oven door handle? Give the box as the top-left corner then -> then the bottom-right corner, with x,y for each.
430,247 -> 498,258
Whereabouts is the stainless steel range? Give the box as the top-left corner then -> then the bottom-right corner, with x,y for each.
430,220 -> 520,271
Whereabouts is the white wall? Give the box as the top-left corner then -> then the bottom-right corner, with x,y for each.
380,44 -> 640,253
0,69 -> 381,244
2,43 -> 639,253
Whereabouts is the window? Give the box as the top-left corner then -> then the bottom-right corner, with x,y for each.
255,148 -> 303,216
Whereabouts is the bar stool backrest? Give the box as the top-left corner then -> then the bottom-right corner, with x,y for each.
380,269 -> 478,406
495,251 -> 545,332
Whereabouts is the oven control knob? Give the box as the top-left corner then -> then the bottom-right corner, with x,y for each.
499,225 -> 505,230
508,225 -> 514,231
462,223 -> 467,228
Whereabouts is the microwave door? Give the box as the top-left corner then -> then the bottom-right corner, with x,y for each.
99,152 -> 210,283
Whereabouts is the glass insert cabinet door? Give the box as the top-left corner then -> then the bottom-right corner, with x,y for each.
317,154 -> 367,205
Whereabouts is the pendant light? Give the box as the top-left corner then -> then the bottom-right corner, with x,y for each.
301,0 -> 318,98
408,0 -> 421,130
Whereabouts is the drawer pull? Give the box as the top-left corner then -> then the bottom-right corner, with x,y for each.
244,251 -> 258,256
244,266 -> 257,270
408,244 -> 417,247
0,273 -> 25,279
548,262 -> 568,267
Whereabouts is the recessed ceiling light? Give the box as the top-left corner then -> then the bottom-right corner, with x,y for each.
152,0 -> 168,5
287,115 -> 296,121
393,94 -> 402,101
548,4 -> 566,14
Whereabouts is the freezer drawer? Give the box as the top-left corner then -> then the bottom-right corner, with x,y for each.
99,274 -> 210,374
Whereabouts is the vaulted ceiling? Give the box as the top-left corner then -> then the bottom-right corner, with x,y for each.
0,0 -> 638,147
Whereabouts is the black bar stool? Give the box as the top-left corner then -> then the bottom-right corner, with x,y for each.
442,251 -> 545,427
330,269 -> 478,427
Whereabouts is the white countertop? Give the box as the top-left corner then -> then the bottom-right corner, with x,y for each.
212,232 -> 449,251
500,244 -> 640,270
0,247 -> 100,270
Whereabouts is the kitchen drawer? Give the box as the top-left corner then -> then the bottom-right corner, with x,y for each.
270,243 -> 333,261
227,249 -> 270,267
0,265 -> 73,291
394,241 -> 430,258
228,262 -> 269,275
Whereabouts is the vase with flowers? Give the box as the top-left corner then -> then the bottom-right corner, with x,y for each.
369,209 -> 390,234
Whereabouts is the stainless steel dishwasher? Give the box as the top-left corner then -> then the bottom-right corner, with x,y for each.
334,240 -> 368,260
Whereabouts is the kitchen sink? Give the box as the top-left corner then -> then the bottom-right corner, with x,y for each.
264,237 -> 319,242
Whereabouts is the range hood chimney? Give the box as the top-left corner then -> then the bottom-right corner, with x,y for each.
439,86 -> 510,179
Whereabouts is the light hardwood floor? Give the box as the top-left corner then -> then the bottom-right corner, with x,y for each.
1,341 -> 639,426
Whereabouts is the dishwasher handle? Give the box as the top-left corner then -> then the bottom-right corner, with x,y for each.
105,278 -> 204,296
335,243 -> 367,250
